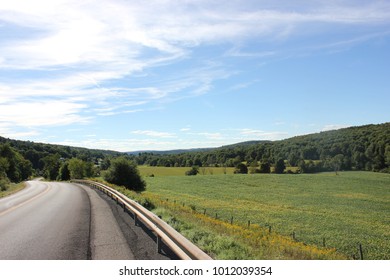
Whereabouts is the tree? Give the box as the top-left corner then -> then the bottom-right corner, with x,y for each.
84,161 -> 96,178
234,163 -> 248,174
259,161 -> 271,173
0,144 -> 32,182
41,154 -> 61,180
57,161 -> 70,181
274,159 -> 286,174
104,157 -> 145,191
0,157 -> 10,179
331,154 -> 344,175
68,158 -> 85,179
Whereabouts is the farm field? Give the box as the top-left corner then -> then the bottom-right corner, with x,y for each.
143,171 -> 390,259
138,165 -> 236,176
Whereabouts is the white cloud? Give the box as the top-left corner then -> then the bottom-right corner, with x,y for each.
322,124 -> 349,132
239,129 -> 288,140
131,130 -> 176,138
0,100 -> 89,127
0,0 -> 389,142
188,132 -> 224,140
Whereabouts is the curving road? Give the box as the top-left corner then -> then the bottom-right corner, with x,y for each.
0,180 -> 174,260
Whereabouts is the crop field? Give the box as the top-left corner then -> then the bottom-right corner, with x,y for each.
138,166 -> 236,176
142,171 -> 390,259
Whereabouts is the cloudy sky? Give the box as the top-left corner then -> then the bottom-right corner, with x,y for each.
1,0 -> 389,152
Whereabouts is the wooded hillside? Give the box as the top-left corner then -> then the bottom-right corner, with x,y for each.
134,123 -> 390,173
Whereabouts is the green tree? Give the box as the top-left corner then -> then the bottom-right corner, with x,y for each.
104,157 -> 145,191
259,161 -> 271,173
84,161 -> 96,178
0,157 -> 10,179
68,158 -> 85,179
0,144 -> 32,182
274,158 -> 286,174
234,163 -> 248,174
57,161 -> 70,181
332,154 -> 344,175
385,145 -> 390,167
41,154 -> 61,180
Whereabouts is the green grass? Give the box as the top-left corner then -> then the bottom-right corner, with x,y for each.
143,171 -> 390,259
138,165 -> 236,176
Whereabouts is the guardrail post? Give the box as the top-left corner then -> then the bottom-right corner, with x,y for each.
157,235 -> 162,254
134,213 -> 138,226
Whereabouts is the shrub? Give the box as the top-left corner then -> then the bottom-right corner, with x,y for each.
185,166 -> 199,176
104,157 -> 146,191
0,178 -> 10,191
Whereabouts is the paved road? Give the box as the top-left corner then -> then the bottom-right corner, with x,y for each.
0,181 -> 175,260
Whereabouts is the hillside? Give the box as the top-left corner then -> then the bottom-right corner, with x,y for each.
1,122 -> 389,179
135,123 -> 390,173
0,136 -> 121,173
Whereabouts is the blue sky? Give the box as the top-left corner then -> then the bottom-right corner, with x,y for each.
0,0 -> 389,152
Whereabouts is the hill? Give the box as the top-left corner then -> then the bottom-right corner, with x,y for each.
135,123 -> 390,173
1,122 -> 389,177
0,136 -> 122,172
126,141 -> 270,155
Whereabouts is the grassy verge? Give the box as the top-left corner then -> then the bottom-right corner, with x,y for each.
0,182 -> 27,199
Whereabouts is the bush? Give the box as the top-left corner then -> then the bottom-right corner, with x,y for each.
104,157 -> 146,191
185,166 -> 199,176
0,178 -> 10,191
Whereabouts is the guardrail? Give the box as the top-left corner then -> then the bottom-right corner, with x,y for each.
71,179 -> 213,260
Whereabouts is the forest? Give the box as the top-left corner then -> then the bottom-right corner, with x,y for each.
134,123 -> 390,174
0,122 -> 389,188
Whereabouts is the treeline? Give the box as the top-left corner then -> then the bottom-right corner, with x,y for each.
134,123 -> 390,173
0,137 -> 122,185
1,122 -> 389,188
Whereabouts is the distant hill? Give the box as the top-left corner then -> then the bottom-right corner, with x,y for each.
126,140 -> 270,155
1,122 -> 389,173
126,147 -> 215,155
134,122 -> 390,173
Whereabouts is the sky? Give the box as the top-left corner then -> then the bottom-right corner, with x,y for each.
0,0 -> 389,152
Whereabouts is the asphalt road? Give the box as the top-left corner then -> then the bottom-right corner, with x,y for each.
0,180 -> 175,260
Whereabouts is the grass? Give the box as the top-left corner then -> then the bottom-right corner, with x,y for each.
140,171 -> 390,260
138,166 -> 236,177
0,182 -> 26,199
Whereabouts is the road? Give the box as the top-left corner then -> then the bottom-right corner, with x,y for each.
0,180 -> 175,260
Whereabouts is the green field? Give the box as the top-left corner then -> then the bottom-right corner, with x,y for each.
138,166 -> 236,176
143,171 -> 390,259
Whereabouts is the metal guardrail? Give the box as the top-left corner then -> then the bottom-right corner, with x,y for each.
71,179 -> 213,260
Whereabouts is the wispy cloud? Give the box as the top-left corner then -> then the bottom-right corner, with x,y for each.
239,129 -> 289,140
131,130 -> 177,138
321,124 -> 350,132
0,0 -> 389,146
